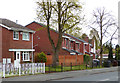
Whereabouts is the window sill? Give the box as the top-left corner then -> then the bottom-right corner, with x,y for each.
62,47 -> 66,49
13,38 -> 19,40
22,39 -> 30,41
23,60 -> 30,61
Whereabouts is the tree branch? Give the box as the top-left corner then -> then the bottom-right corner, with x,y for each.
63,21 -> 80,32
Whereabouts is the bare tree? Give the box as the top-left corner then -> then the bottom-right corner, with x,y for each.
36,0 -> 83,66
90,7 -> 117,65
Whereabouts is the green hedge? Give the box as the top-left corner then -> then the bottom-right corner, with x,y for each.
83,54 -> 90,64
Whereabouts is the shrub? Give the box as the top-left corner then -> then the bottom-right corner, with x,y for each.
35,52 -> 47,63
83,54 -> 90,64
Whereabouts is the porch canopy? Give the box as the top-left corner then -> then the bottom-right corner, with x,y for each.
9,49 -> 35,51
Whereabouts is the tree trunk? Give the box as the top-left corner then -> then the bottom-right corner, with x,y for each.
52,32 -> 63,66
51,1 -> 63,66
100,19 -> 103,65
100,45 -> 103,65
52,49 -> 59,66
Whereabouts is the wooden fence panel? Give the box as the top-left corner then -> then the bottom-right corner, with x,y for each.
46,55 -> 83,66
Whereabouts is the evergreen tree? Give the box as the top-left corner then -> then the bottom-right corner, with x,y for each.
108,42 -> 113,60
115,44 -> 120,60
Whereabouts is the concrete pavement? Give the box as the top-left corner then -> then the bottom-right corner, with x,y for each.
2,67 -> 118,81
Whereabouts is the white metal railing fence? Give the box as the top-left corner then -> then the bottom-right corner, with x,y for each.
2,63 -> 45,78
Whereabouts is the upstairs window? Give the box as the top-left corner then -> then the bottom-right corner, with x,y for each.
22,32 -> 29,41
13,31 -> 19,40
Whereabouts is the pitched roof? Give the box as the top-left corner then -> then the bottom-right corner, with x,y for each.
27,21 -> 92,44
64,33 -> 86,43
0,18 -> 35,33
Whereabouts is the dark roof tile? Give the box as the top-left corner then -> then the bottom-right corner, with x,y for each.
0,18 -> 34,33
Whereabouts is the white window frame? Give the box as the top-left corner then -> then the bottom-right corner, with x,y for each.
66,39 -> 68,48
71,42 -> 73,50
22,32 -> 30,41
69,41 -> 71,49
22,52 -> 30,61
13,31 -> 19,40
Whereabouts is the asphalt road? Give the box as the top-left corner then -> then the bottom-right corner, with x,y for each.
53,71 -> 118,81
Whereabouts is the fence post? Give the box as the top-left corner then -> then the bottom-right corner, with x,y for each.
86,64 -> 87,69
99,63 -> 100,68
19,64 -> 21,76
92,62 -> 93,69
54,64 -> 56,72
32,63 -> 34,74
70,63 -> 72,70
43,63 -> 45,73
49,64 -> 50,73
3,64 -> 5,78
96,63 -> 97,68
79,62 -> 80,70
102,63 -> 103,67
61,63 -> 63,72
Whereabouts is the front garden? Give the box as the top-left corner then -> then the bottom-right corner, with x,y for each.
45,63 -> 104,73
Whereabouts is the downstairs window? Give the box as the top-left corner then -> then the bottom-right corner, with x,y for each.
22,52 -> 30,61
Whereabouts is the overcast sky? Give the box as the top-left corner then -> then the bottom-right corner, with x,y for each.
0,0 -> 119,45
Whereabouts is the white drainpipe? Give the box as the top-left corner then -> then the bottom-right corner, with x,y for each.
32,34 -> 33,63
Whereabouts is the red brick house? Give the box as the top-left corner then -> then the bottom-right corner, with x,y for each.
0,18 -> 35,67
26,22 -> 71,56
26,21 -> 96,64
83,37 -> 96,59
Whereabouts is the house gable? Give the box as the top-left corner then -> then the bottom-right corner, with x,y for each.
0,18 -> 35,33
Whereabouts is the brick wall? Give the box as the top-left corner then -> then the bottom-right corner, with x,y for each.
26,22 -> 70,55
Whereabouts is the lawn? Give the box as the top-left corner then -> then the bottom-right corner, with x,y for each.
45,64 -> 104,72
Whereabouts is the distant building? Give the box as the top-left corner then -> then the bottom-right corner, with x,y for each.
98,54 -> 115,59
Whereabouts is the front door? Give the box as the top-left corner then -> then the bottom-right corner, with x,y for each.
14,51 -> 20,68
